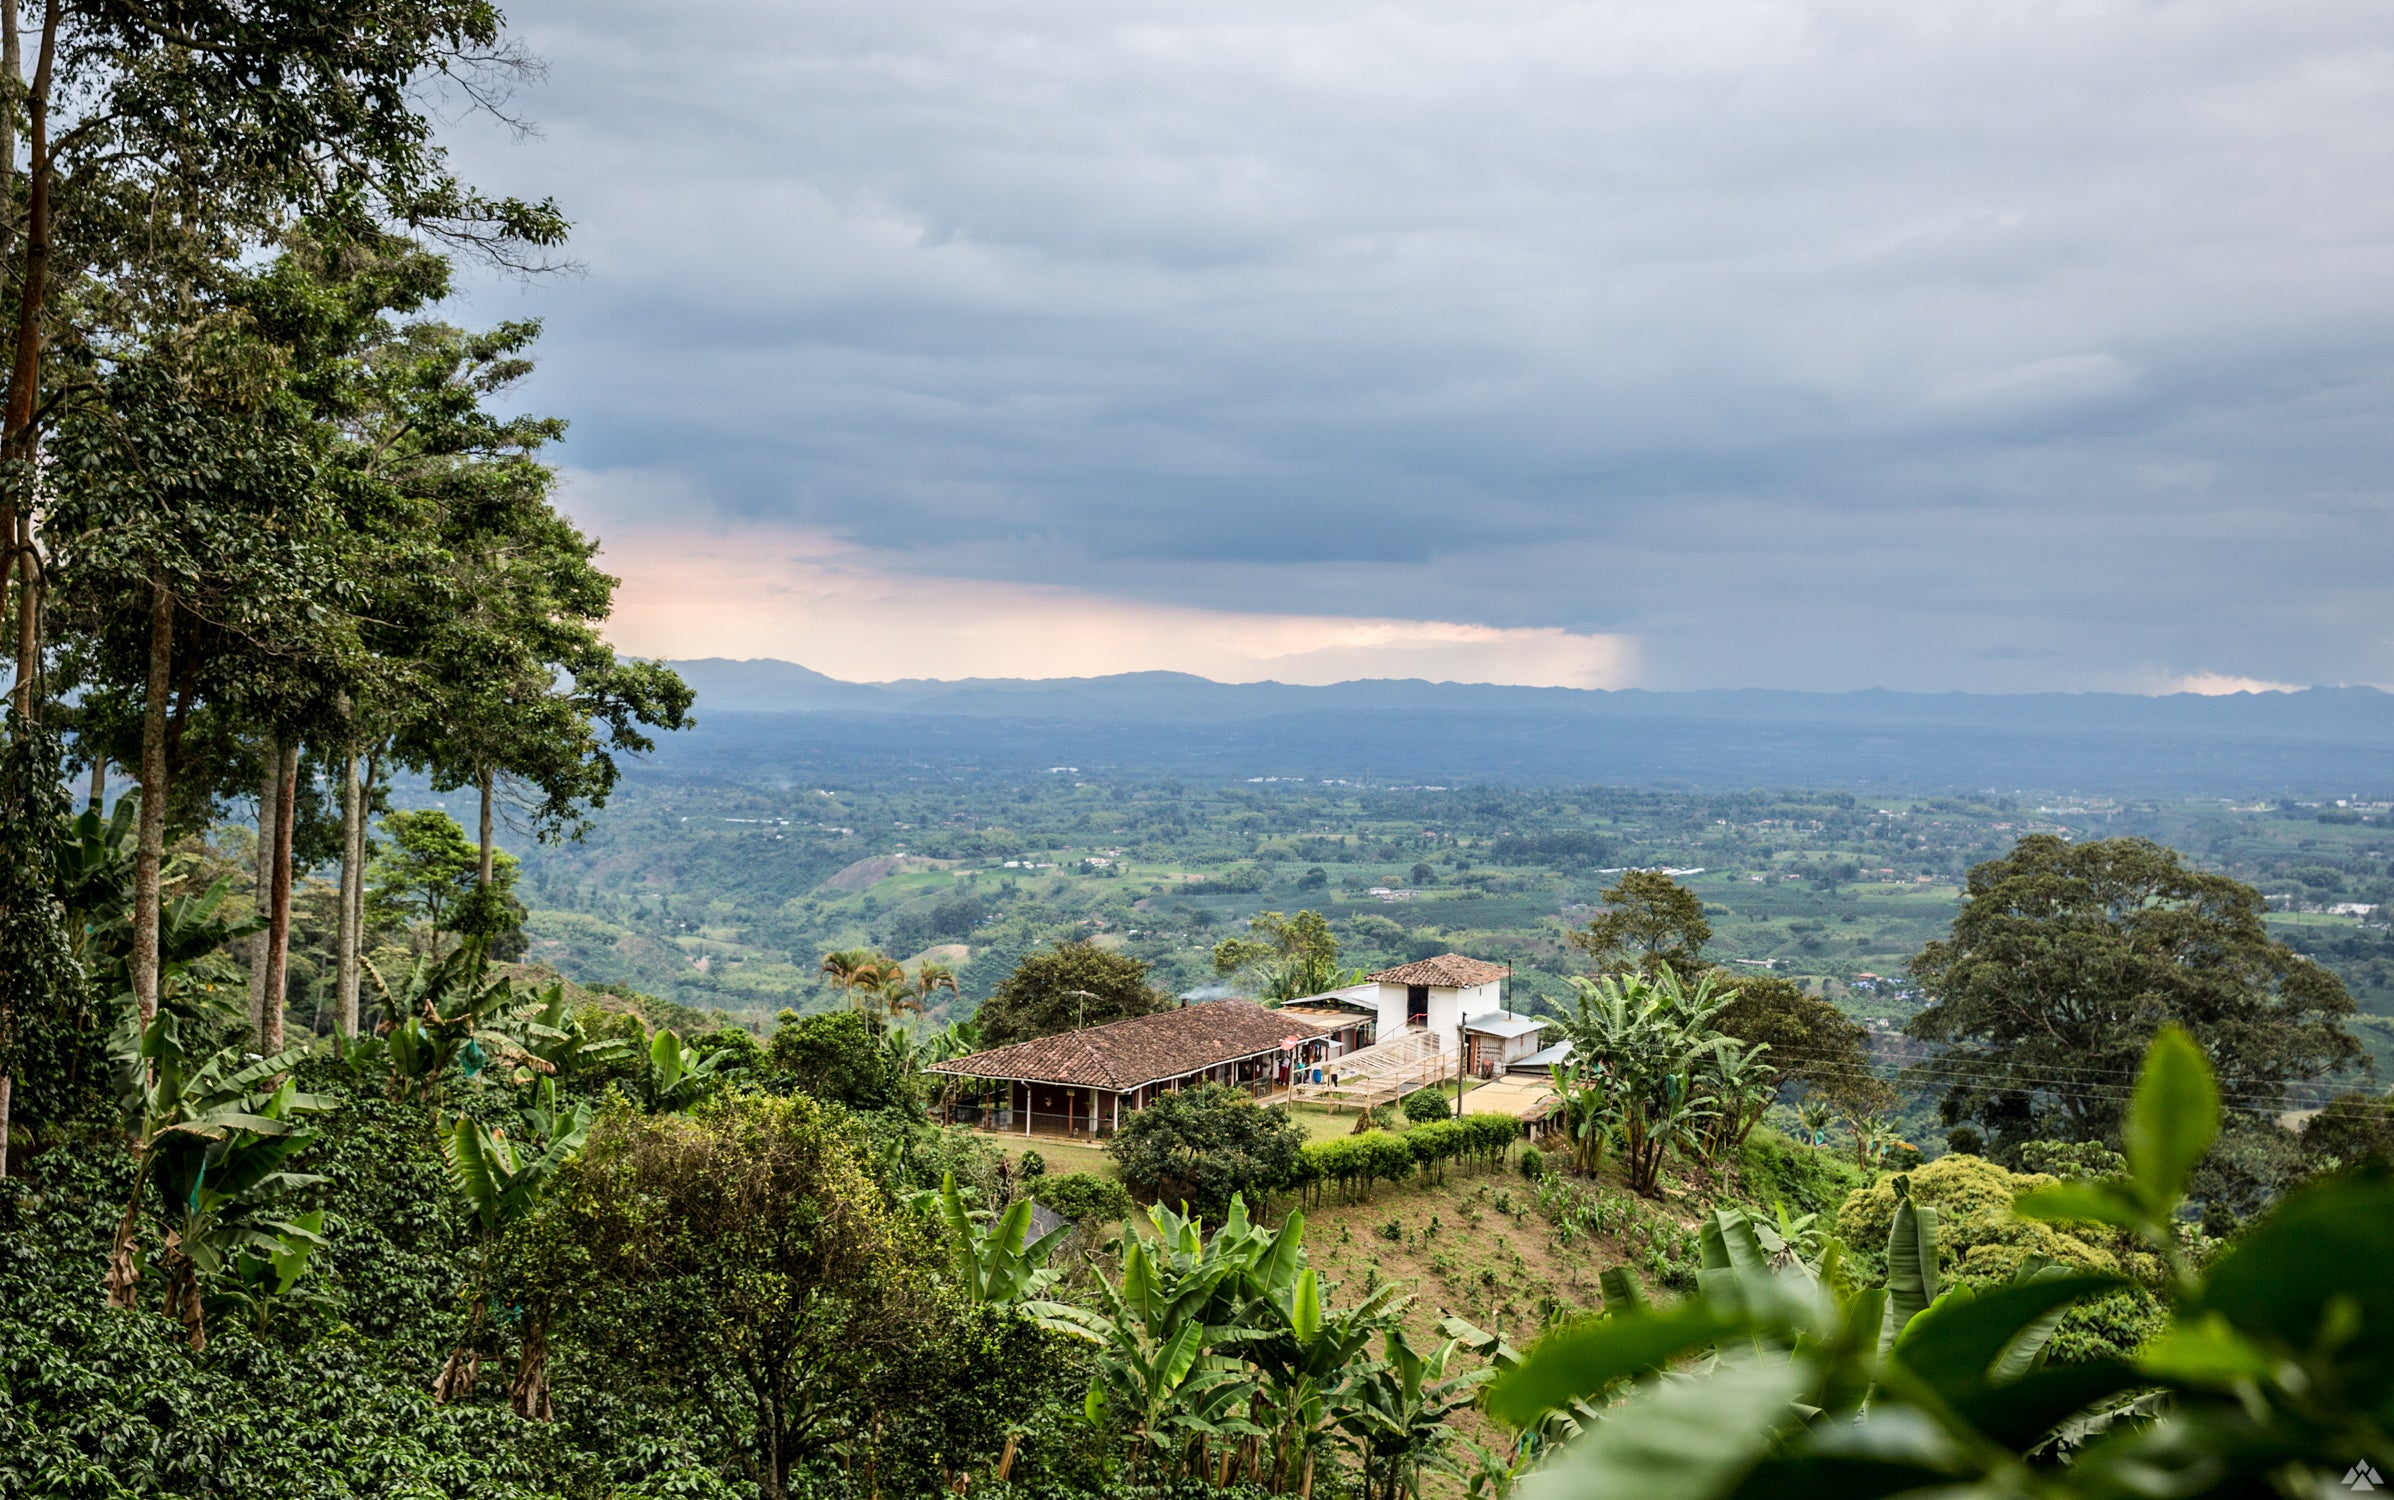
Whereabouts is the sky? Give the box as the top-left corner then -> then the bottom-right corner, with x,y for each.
441,0 -> 2394,693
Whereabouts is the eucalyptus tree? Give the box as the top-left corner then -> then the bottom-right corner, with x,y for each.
374,316 -> 691,937
0,0 -> 564,1028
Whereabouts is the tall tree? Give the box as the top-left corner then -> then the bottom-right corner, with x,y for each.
379,318 -> 690,939
4,3 -> 564,1030
1906,835 -> 2362,1146
1569,869 -> 1713,976
46,335 -> 335,1023
0,0 -> 566,638
1712,972 -> 1893,1119
234,232 -> 471,1034
1211,908 -> 1350,1001
975,943 -> 1171,1047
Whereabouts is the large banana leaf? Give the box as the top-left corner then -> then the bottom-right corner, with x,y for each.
1487,1299 -> 1762,1429
1878,1176 -> 1939,1351
1892,1273 -> 2120,1402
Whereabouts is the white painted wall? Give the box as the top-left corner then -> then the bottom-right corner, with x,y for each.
1426,980 -> 1502,1038
1371,979 -> 1503,1045
1495,1028 -> 1543,1063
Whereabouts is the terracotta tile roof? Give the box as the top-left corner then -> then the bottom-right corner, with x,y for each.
927,1000 -> 1347,1091
1364,953 -> 1510,988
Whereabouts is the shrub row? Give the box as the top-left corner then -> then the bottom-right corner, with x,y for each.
1290,1113 -> 1521,1205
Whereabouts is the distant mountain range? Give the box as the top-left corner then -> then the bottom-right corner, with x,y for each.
650,658 -> 2394,796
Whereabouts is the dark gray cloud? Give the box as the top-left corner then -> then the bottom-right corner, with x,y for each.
443,0 -> 2394,690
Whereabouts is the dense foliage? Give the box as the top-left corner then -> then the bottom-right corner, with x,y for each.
1909,835 -> 2361,1149
1486,1028 -> 2394,1500
977,943 -> 1172,1048
1107,1082 -> 1307,1218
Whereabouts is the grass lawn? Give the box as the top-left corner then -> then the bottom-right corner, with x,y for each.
992,1136 -> 1116,1179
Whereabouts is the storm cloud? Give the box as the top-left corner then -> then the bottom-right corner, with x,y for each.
442,0 -> 2394,690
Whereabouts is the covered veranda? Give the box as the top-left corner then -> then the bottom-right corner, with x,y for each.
926,999 -> 1358,1141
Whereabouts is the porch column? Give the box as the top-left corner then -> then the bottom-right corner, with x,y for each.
1024,1081 -> 1032,1137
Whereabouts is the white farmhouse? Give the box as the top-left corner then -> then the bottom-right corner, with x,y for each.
1283,953 -> 1552,1078
1359,953 -> 1509,1037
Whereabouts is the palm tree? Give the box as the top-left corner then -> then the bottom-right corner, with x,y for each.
913,960 -> 962,1012
819,947 -> 878,999
855,955 -> 911,1024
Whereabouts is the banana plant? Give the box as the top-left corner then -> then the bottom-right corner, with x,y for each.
432,1104 -> 591,1405
910,1170 -> 1074,1319
1441,1314 -> 1594,1482
52,794 -> 136,957
641,1025 -> 738,1113
360,948 -> 527,1100
1239,1230 -> 1409,1495
1695,1039 -> 1776,1162
1337,1329 -> 1486,1500
1044,1198 -> 1272,1483
925,1017 -> 980,1064
1483,1026 -> 2394,1500
93,873 -> 261,1026
1554,965 -> 1734,1194
107,1007 -> 333,1349
1845,1111 -> 1904,1170
1545,1065 -> 1613,1176
217,1208 -> 330,1337
507,982 -> 632,1083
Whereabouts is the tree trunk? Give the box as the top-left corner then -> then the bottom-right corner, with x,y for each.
0,1074 -> 12,1180
0,1 -> 17,272
86,754 -> 103,809
508,1311 -> 553,1420
477,766 -> 495,888
129,581 -> 171,1024
351,751 -> 377,1004
10,510 -> 32,716
0,522 -> 13,713
335,745 -> 362,1037
0,1 -> 56,467
260,742 -> 297,1051
247,744 -> 279,1036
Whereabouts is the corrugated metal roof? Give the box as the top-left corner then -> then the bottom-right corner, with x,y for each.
1510,1040 -> 1574,1072
1462,1011 -> 1547,1039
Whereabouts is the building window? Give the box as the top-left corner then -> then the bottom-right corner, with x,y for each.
1408,984 -> 1429,1025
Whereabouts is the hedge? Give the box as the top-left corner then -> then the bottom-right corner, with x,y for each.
1292,1113 -> 1521,1205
